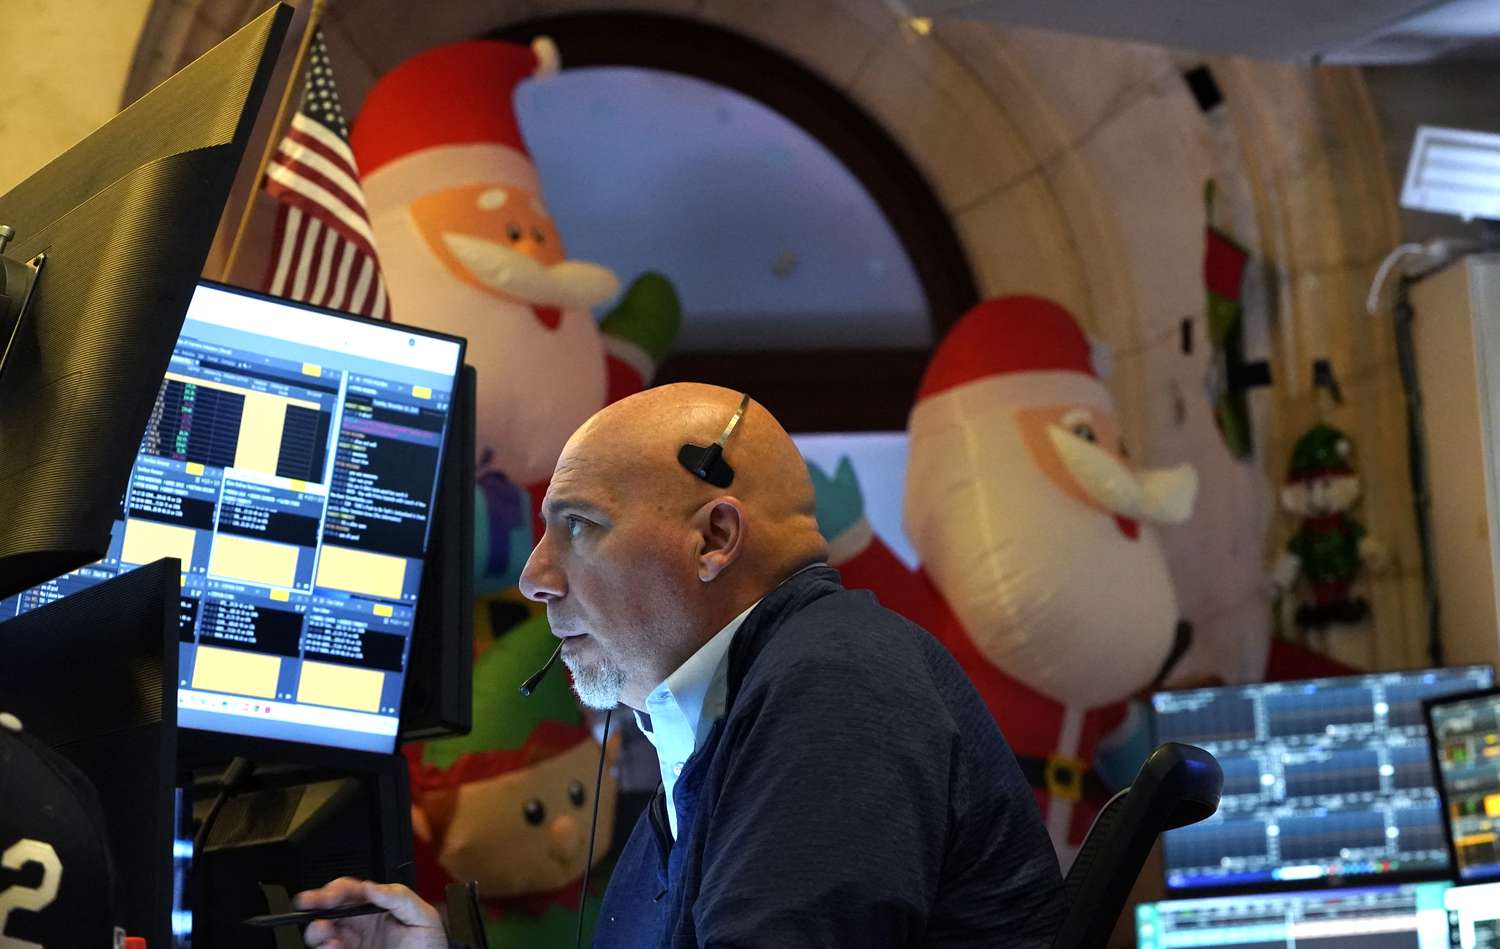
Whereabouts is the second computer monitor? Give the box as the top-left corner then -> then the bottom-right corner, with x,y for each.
0,282 -> 465,756
1425,686 -> 1500,882
1152,665 -> 1493,894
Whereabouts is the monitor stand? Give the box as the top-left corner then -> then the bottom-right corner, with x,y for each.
187,755 -> 414,945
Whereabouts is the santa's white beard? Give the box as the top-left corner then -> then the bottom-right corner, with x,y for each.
905,408 -> 1178,708
370,209 -> 606,485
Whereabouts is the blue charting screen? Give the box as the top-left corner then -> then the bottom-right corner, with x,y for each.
0,283 -> 463,753
1138,881 -> 1500,949
1136,883 -> 1453,948
1152,666 -> 1493,893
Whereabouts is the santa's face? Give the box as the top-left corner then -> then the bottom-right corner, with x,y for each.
905,379 -> 1195,707
367,173 -> 615,484
1017,404 -> 1198,533
409,183 -> 615,326
1017,405 -> 1137,537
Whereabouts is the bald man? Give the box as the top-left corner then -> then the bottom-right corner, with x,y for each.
296,384 -> 1065,948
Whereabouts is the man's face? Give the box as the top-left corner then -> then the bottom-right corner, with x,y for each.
519,448 -> 696,710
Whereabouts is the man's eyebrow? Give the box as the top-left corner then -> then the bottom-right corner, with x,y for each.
541,496 -> 610,521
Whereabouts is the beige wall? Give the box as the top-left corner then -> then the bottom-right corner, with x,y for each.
0,0 -> 153,195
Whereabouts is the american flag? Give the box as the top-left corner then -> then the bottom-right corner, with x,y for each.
262,30 -> 388,319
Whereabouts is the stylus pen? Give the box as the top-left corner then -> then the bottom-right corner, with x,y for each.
244,902 -> 384,927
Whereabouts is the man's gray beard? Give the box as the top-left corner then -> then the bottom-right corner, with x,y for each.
562,652 -> 626,710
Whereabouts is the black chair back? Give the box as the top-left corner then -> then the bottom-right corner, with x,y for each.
1049,742 -> 1221,949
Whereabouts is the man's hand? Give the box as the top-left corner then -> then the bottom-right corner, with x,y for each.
294,877 -> 445,949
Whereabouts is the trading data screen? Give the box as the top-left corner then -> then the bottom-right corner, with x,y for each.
0,283 -> 462,753
1137,883 -> 1454,949
1152,666 -> 1493,893
1428,689 -> 1500,881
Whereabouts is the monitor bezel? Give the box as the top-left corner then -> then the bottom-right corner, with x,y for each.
1149,662 -> 1495,898
172,278 -> 467,766
1423,683 -> 1500,885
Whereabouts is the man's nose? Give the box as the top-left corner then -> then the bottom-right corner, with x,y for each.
519,541 -> 564,602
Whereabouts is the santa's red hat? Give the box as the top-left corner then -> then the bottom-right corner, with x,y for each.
913,296 -> 1110,411
351,38 -> 559,207
352,38 -> 558,177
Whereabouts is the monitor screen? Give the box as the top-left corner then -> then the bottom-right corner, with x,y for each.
1152,665 -> 1494,893
0,282 -> 463,754
1426,687 -> 1500,882
1443,880 -> 1500,947
1136,883 -> 1454,949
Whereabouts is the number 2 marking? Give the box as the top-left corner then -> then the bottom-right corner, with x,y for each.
0,839 -> 62,949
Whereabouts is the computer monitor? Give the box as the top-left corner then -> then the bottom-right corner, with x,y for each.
0,4 -> 290,599
0,558 -> 181,947
1,281 -> 465,758
1424,686 -> 1500,882
1135,882 -> 1454,948
400,363 -> 474,744
1152,665 -> 1494,894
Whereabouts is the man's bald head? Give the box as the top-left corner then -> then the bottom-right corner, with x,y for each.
560,383 -> 826,581
521,383 -> 828,709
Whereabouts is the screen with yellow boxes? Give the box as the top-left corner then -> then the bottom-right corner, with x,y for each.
1427,686 -> 1500,883
0,282 -> 464,753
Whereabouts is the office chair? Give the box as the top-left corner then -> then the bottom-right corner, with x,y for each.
1049,742 -> 1222,949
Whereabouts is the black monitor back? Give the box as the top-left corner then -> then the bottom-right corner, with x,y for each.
0,558 -> 180,946
191,757 -> 414,946
401,363 -> 475,742
0,4 -> 290,599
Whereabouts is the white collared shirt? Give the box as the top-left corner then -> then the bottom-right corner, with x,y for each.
634,600 -> 760,838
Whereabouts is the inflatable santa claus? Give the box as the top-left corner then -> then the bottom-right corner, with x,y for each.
350,38 -> 676,488
814,296 -> 1198,859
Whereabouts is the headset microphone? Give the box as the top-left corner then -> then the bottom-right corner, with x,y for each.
518,642 -> 563,697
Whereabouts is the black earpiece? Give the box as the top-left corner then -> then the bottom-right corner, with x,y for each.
678,442 -> 734,487
679,392 -> 750,487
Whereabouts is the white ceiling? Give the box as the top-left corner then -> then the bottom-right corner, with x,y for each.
516,67 -> 930,352
899,0 -> 1500,63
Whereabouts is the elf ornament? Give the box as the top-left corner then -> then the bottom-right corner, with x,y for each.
1271,424 -> 1386,630
810,296 -> 1199,860
407,612 -> 619,947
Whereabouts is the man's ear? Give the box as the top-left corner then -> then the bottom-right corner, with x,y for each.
695,496 -> 745,582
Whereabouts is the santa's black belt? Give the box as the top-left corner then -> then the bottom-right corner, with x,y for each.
1016,753 -> 1109,802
